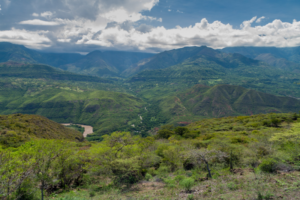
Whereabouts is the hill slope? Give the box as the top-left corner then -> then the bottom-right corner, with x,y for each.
127,46 -> 300,99
156,84 -> 300,124
0,79 -> 145,140
0,62 -> 111,83
0,113 -> 84,147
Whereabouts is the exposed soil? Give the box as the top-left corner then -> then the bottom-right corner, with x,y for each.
61,123 -> 93,138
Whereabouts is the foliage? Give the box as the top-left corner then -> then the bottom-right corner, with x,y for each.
0,114 -> 83,148
179,178 -> 195,192
259,158 -> 279,173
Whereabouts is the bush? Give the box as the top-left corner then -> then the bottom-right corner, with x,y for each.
145,173 -> 152,181
179,178 -> 195,192
187,194 -> 194,200
155,165 -> 170,178
157,129 -> 174,139
259,158 -> 278,173
174,175 -> 185,182
183,131 -> 199,139
174,127 -> 190,136
227,182 -> 238,190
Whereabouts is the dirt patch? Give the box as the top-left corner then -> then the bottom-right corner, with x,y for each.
62,123 -> 93,138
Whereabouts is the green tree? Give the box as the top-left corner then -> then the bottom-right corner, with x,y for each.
0,147 -> 33,200
31,140 -> 64,200
174,127 -> 190,136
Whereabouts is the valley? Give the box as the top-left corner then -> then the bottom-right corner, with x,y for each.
1,42 -> 300,141
2,42 -> 300,199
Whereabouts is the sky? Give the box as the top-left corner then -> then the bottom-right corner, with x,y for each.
1,0 -> 300,53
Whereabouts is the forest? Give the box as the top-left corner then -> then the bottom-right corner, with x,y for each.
1,112 -> 300,199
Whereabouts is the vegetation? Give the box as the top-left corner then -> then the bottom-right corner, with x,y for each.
0,114 -> 83,147
1,112 -> 300,199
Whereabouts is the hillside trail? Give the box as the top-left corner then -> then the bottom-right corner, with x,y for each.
61,123 -> 93,138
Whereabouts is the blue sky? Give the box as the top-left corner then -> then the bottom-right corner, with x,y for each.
0,0 -> 300,53
145,0 -> 300,28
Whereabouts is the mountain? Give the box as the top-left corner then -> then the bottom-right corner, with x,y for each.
0,61 -> 111,83
127,46 -> 300,99
60,50 -> 154,77
0,42 -> 83,66
0,113 -> 84,147
122,46 -> 211,76
0,42 -> 155,77
158,84 -> 300,123
221,46 -> 300,64
122,46 -> 270,77
254,53 -> 300,72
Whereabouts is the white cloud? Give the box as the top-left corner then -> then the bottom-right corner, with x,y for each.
19,19 -> 60,26
5,17 -> 300,52
1,0 -> 299,53
0,28 -> 50,49
256,16 -> 265,23
78,18 -> 300,52
40,11 -> 53,19
168,9 -> 171,12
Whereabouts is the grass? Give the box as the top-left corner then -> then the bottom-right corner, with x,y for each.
48,170 -> 300,199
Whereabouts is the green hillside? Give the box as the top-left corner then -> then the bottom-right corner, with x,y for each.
0,113 -> 83,148
0,62 -> 111,83
151,84 -> 300,125
0,79 -> 145,140
122,46 -> 210,76
128,47 -> 300,98
3,112 -> 300,199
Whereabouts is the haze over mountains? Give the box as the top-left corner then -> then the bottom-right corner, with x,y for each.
1,41 -> 300,140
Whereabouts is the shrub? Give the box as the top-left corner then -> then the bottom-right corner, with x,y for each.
227,182 -> 238,190
155,165 -> 170,178
174,175 -> 185,182
259,158 -> 278,173
157,129 -> 174,139
179,178 -> 195,192
174,127 -> 190,136
89,191 -> 96,197
187,194 -> 194,200
231,136 -> 249,144
145,173 -> 152,181
183,131 -> 198,139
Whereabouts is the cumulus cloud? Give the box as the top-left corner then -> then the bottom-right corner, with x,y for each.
4,16 -> 300,53
0,28 -> 50,49
78,17 -> 300,52
256,16 -> 265,23
40,11 -> 53,19
0,0 -> 299,53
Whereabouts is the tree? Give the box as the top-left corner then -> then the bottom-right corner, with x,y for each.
189,150 -> 227,178
0,148 -> 33,200
174,127 -> 190,136
31,140 -> 64,200
157,129 -> 174,139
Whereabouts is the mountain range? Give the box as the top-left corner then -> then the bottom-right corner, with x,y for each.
1,42 -> 300,140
